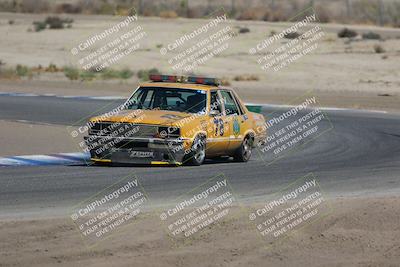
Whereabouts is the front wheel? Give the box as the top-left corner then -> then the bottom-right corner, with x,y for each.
233,136 -> 253,162
184,136 -> 206,166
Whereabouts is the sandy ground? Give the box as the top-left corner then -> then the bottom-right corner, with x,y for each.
0,13 -> 399,112
0,120 -> 80,157
0,197 -> 399,267
0,13 -> 399,267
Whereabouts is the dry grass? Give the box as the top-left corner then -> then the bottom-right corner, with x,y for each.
233,74 -> 259,81
159,10 -> 178,19
1,0 -> 400,27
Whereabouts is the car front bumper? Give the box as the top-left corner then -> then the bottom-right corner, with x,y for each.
84,136 -> 185,165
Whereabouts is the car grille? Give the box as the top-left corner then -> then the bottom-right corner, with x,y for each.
89,122 -> 158,138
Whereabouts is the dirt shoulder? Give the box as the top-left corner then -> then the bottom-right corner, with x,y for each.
1,79 -> 399,112
0,14 -> 399,112
0,120 -> 80,157
1,197 -> 399,267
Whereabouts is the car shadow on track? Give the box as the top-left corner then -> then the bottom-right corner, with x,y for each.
82,157 -> 235,168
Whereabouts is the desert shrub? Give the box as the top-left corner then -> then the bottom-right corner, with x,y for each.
177,0 -> 189,17
45,16 -> 64,29
220,77 -> 231,86
31,65 -> 43,72
63,18 -> 74,24
45,63 -> 60,72
0,67 -> 17,79
272,9 -> 290,22
15,64 -> 30,76
362,31 -> 381,40
79,70 -> 96,81
351,0 -> 380,25
99,3 -> 115,15
338,28 -> 358,38
233,74 -> 259,81
55,3 -> 81,14
187,8 -> 203,19
237,9 -> 260,21
315,4 -> 331,23
63,66 -> 134,81
386,2 -> 400,28
119,68 -> 134,79
262,5 -> 288,22
142,8 -> 156,17
0,1 -> 17,12
101,69 -> 120,79
8,20 -> 15,25
262,9 -> 273,21
32,16 -> 73,32
159,10 -> 178,18
64,67 -> 80,80
284,31 -> 300,39
99,68 -> 134,79
20,0 -> 49,13
239,27 -> 250,34
137,68 -> 160,80
33,21 -> 47,32
373,44 -> 385,53
115,5 -> 134,16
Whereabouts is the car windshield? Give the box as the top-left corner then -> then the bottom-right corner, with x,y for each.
125,87 -> 207,114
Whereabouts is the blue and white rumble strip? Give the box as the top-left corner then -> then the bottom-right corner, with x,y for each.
0,152 -> 90,166
0,92 -> 125,101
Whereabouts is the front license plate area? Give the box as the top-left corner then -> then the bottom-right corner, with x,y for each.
129,151 -> 154,158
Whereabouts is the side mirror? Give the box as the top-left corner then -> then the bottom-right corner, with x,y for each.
209,110 -> 221,116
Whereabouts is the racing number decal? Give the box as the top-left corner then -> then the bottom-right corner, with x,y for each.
213,117 -> 224,136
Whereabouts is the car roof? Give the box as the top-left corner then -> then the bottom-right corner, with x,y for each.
139,82 -> 225,91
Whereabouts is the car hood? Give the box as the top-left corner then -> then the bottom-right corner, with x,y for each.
89,109 -> 199,126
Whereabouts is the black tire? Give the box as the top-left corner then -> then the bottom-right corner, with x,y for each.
233,136 -> 253,162
184,136 -> 206,166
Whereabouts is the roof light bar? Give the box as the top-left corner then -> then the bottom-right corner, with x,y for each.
187,76 -> 220,86
149,74 -> 178,82
149,75 -> 219,86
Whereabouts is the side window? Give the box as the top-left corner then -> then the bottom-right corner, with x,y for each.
210,91 -> 223,115
220,91 -> 239,115
231,92 -> 245,115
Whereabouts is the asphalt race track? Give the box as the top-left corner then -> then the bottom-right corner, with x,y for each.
1,95 -> 400,218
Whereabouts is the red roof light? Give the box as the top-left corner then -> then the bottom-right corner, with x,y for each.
149,75 -> 219,86
149,74 -> 177,82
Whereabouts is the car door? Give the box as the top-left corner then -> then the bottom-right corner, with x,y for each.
206,90 -> 230,156
219,90 -> 249,152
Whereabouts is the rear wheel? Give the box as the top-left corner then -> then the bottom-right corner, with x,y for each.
184,136 -> 206,166
233,136 -> 253,162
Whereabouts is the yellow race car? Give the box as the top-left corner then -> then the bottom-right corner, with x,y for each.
84,75 -> 267,166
